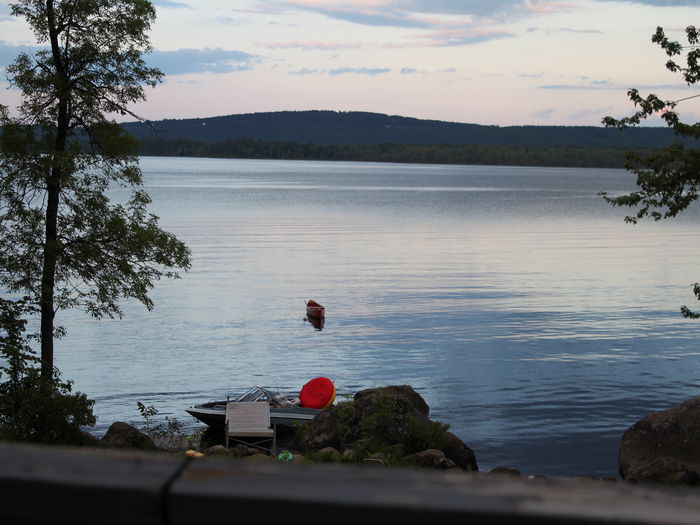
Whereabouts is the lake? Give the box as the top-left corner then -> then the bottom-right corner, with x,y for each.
55,156 -> 700,477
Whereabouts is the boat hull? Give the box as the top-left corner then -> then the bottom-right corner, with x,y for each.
186,402 -> 321,428
306,306 -> 325,318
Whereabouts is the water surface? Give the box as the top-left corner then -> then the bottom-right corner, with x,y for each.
56,157 -> 700,477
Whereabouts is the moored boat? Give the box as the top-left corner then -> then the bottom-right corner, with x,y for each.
186,401 -> 320,428
186,385 -> 328,428
306,299 -> 325,318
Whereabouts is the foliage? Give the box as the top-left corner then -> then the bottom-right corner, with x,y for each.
601,26 -> 700,317
0,297 -> 95,444
122,109 -> 680,150
0,0 -> 191,380
350,393 -> 449,456
298,394 -> 450,465
135,401 -> 204,452
136,401 -> 185,437
137,135 -> 644,169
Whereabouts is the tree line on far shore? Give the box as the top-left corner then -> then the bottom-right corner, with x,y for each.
136,136 -> 647,169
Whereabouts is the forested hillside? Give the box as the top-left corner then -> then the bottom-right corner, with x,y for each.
122,110 -> 678,149
138,136 -> 638,168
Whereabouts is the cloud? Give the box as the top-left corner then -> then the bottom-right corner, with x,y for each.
591,0 -> 697,5
1,42 -> 260,78
531,108 -> 556,119
328,66 -> 391,76
413,27 -> 515,47
0,40 -> 40,69
519,1 -> 578,14
400,67 -> 421,74
539,77 -> 616,89
260,40 -> 364,51
528,26 -> 603,34
539,84 -> 611,89
215,17 -> 253,26
383,27 -> 514,48
253,1 -> 569,48
263,1 -> 433,28
151,0 -> 190,8
568,106 -> 615,120
289,67 -> 319,75
538,80 -> 692,92
402,0 -> 524,16
255,1 -> 576,30
148,48 -> 259,75
556,27 -> 603,34
518,72 -> 546,78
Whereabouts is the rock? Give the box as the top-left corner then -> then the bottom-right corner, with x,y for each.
244,453 -> 277,462
490,466 -> 522,476
353,385 -> 430,420
443,458 -> 457,470
296,407 -> 344,450
100,422 -> 156,450
619,397 -> 700,484
79,430 -> 101,447
316,447 -> 343,462
205,445 -> 231,456
295,385 -> 477,471
230,444 -> 249,457
441,431 -> 478,471
387,443 -> 408,458
290,453 -> 306,463
403,449 -> 449,470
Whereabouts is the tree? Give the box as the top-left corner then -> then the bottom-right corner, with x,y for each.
601,25 -> 700,317
0,0 -> 191,382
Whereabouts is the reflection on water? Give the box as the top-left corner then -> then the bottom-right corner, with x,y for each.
305,315 -> 325,331
55,157 -> 700,478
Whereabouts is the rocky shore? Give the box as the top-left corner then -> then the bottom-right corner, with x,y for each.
91,385 -> 700,486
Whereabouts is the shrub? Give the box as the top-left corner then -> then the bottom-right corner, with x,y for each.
0,298 -> 96,444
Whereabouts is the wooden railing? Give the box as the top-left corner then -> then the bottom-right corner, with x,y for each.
1,442 -> 699,524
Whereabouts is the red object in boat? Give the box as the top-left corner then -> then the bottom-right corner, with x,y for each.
306,299 -> 325,318
299,377 -> 336,409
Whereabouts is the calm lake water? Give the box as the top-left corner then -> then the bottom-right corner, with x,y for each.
55,157 -> 700,477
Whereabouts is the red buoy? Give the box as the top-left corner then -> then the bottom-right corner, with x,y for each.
299,377 -> 336,409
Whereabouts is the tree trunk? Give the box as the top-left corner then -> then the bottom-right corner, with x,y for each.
40,0 -> 68,382
40,176 -> 60,382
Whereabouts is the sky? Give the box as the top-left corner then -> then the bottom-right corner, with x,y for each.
0,0 -> 698,126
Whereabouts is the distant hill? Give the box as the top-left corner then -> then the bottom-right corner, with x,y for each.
121,110 -> 679,149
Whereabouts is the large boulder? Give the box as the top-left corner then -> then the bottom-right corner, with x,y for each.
441,430 -> 478,471
296,385 -> 477,471
100,422 -> 157,450
619,397 -> 700,484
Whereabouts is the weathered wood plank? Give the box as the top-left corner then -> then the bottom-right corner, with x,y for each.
3,443 -> 700,524
170,457 -> 700,524
0,442 -> 184,525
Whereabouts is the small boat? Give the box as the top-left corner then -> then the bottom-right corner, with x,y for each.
306,299 -> 325,318
186,386 -> 322,428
